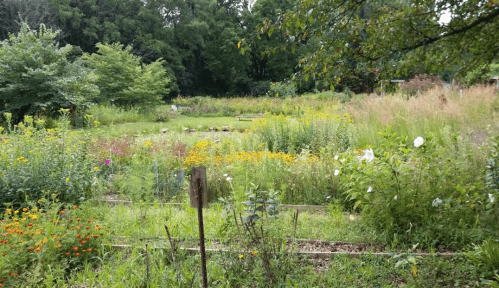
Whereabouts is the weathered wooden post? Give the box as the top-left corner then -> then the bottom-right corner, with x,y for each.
190,167 -> 208,288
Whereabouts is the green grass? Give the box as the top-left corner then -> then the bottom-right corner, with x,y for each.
91,116 -> 255,137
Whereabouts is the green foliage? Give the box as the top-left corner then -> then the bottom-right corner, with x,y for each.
466,239 -> 499,279
249,0 -> 499,90
0,114 -> 95,209
266,81 -> 297,98
83,43 -> 170,108
341,128 -> 490,249
0,23 -> 99,123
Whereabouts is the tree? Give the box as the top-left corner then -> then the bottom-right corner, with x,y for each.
244,0 -> 499,89
0,0 -> 61,40
0,23 -> 99,123
83,42 -> 170,108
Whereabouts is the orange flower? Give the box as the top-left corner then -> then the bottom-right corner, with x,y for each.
72,247 -> 78,251
87,248 -> 92,252
75,253 -> 80,257
65,252 -> 70,256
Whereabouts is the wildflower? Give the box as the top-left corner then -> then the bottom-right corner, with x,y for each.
14,210 -> 19,215
6,209 -> 11,215
340,158 -> 346,163
65,177 -> 69,182
489,193 -> 495,203
414,136 -> 424,148
359,149 -> 375,163
432,198 -> 443,207
66,252 -> 70,256
72,247 -> 78,251
393,195 -> 398,201
22,208 -> 27,212
223,173 -> 228,177
334,155 -> 339,160
367,186 -> 372,193
252,251 -> 258,255
94,166 -> 99,171
145,141 -> 153,147
326,195 -> 331,200
51,193 -> 56,197
75,253 -> 80,257
104,159 -> 111,165
226,176 -> 232,181
334,169 -> 340,176
238,254 -> 243,259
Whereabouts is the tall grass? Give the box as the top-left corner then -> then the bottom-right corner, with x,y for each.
87,105 -> 157,125
347,85 -> 498,147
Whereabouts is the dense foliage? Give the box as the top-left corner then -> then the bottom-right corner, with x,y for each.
0,24 -> 98,123
83,43 -> 171,108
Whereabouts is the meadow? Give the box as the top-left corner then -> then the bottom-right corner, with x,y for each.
1,86 -> 499,287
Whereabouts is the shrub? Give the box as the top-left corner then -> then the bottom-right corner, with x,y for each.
341,128 -> 489,249
266,82 -> 296,98
0,23 -> 99,123
83,43 -> 170,108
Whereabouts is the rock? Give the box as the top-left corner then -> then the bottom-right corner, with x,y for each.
171,105 -> 178,111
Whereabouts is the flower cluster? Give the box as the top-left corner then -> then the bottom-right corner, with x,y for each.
0,206 -> 107,286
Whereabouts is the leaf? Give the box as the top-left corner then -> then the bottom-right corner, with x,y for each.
330,84 -> 334,91
243,201 -> 255,207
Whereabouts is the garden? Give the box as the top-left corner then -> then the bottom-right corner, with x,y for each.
1,84 -> 499,287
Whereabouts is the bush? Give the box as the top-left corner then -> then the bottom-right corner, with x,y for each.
83,43 -> 170,108
0,23 -> 99,123
266,82 -> 296,98
341,128 -> 490,249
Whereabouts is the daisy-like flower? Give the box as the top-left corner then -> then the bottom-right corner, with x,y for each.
226,176 -> 232,181
393,195 -> 398,201
359,149 -> 375,163
334,169 -> 340,176
223,173 -> 228,177
367,186 -> 372,193
414,136 -> 424,148
334,155 -> 339,160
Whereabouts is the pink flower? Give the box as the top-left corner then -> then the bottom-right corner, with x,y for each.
104,159 -> 111,165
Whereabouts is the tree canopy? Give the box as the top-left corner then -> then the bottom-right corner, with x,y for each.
244,0 -> 499,89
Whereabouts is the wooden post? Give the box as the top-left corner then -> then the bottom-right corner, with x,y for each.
190,167 -> 208,208
190,167 -> 208,288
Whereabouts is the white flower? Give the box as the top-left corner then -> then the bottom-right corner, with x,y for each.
223,173 -> 228,177
489,193 -> 495,203
334,155 -> 339,160
340,158 -> 346,163
334,169 -> 340,176
432,197 -> 442,207
326,195 -> 331,200
414,136 -> 424,148
393,195 -> 398,201
226,176 -> 232,181
359,148 -> 375,163
367,186 -> 372,193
